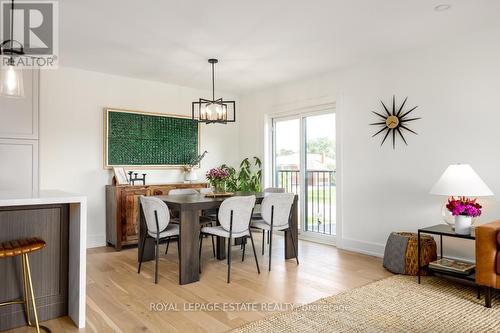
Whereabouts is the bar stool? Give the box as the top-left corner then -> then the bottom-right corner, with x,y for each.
0,237 -> 51,332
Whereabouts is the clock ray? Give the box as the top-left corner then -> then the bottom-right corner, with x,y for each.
399,106 -> 418,119
400,117 -> 421,123
396,127 -> 408,145
396,97 -> 408,116
380,128 -> 392,146
372,126 -> 388,137
381,101 -> 391,116
372,111 -> 387,119
400,124 -> 418,135
370,96 -> 420,149
392,129 -> 396,149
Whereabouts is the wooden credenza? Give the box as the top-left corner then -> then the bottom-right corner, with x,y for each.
105,182 -> 208,250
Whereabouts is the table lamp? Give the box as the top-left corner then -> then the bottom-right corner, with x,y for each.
430,164 -> 493,228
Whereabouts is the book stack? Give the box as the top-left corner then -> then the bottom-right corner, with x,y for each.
429,258 -> 475,275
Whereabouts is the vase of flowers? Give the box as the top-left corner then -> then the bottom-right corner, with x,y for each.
206,167 -> 229,193
446,197 -> 482,235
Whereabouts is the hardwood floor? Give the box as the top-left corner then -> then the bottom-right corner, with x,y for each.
7,233 -> 392,333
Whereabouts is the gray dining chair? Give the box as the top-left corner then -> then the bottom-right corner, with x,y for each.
167,188 -> 216,257
252,187 -> 286,253
138,196 -> 179,284
251,193 -> 298,271
200,195 -> 260,283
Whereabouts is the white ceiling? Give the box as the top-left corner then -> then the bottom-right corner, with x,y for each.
59,0 -> 500,94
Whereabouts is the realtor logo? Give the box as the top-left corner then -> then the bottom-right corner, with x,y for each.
1,0 -> 58,68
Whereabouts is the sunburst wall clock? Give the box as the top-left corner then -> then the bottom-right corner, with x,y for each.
370,96 -> 421,149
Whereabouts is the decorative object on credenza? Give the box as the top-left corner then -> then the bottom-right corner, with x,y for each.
183,150 -> 208,182
192,58 -> 236,124
127,171 -> 146,185
0,0 -> 25,97
445,197 -> 482,235
370,96 -> 420,149
430,164 -> 493,230
112,167 -> 129,185
206,167 -> 230,193
383,232 -> 436,276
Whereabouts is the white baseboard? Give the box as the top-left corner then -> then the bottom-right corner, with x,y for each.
339,237 -> 385,258
86,234 -> 106,248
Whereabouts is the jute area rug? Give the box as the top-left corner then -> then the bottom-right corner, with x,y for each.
230,275 -> 500,333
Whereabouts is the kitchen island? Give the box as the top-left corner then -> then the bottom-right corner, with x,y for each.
0,190 -> 86,330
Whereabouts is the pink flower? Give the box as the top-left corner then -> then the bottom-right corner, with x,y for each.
206,167 -> 229,181
446,197 -> 482,217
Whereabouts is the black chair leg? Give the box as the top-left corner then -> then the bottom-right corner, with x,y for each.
138,234 -> 147,274
165,239 -> 170,255
269,207 -> 274,272
289,228 -> 299,265
248,231 -> 260,274
227,237 -> 232,283
211,236 -> 216,258
262,230 -> 265,255
199,234 -> 203,274
155,235 -> 160,284
242,240 -> 246,262
267,231 -> 270,244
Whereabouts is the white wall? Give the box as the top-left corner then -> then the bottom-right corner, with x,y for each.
39,67 -> 239,247
239,27 -> 500,259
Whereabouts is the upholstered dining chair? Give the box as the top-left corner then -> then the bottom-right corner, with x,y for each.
200,195 -> 260,283
251,192 -> 298,271
138,196 -> 179,284
252,187 -> 286,253
167,188 -> 216,257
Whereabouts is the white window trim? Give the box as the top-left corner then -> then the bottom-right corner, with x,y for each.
264,100 -> 341,247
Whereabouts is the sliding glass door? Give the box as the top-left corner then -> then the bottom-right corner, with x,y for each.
272,110 -> 336,241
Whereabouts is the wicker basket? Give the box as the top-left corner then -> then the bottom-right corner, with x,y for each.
383,232 -> 437,276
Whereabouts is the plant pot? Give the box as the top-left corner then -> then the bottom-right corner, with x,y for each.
185,169 -> 198,182
455,215 -> 472,235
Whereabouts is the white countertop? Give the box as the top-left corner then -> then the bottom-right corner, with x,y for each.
0,190 -> 87,207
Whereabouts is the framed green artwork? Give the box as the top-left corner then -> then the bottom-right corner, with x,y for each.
104,108 -> 200,168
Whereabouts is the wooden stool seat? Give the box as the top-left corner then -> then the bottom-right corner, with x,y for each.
0,238 -> 46,258
0,237 -> 50,332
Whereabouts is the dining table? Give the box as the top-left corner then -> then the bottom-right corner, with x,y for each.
138,191 -> 299,285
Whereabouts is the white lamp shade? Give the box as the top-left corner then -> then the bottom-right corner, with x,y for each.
430,164 -> 494,197
0,65 -> 24,98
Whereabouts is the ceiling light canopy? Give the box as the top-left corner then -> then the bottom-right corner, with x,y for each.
434,4 -> 451,11
0,0 -> 25,98
192,59 -> 235,124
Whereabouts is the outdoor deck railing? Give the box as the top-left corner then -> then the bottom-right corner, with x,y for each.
276,170 -> 336,235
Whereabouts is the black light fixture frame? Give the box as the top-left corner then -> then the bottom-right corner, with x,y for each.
192,58 -> 236,124
0,0 -> 25,65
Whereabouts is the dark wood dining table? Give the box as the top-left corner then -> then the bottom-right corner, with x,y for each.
138,192 -> 299,285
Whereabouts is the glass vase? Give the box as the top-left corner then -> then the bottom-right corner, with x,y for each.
214,181 -> 226,193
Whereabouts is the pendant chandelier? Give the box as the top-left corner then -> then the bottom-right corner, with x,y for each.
0,0 -> 25,98
192,58 -> 235,124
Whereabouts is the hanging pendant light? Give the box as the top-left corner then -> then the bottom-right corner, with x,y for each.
0,0 -> 25,98
192,59 -> 235,124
